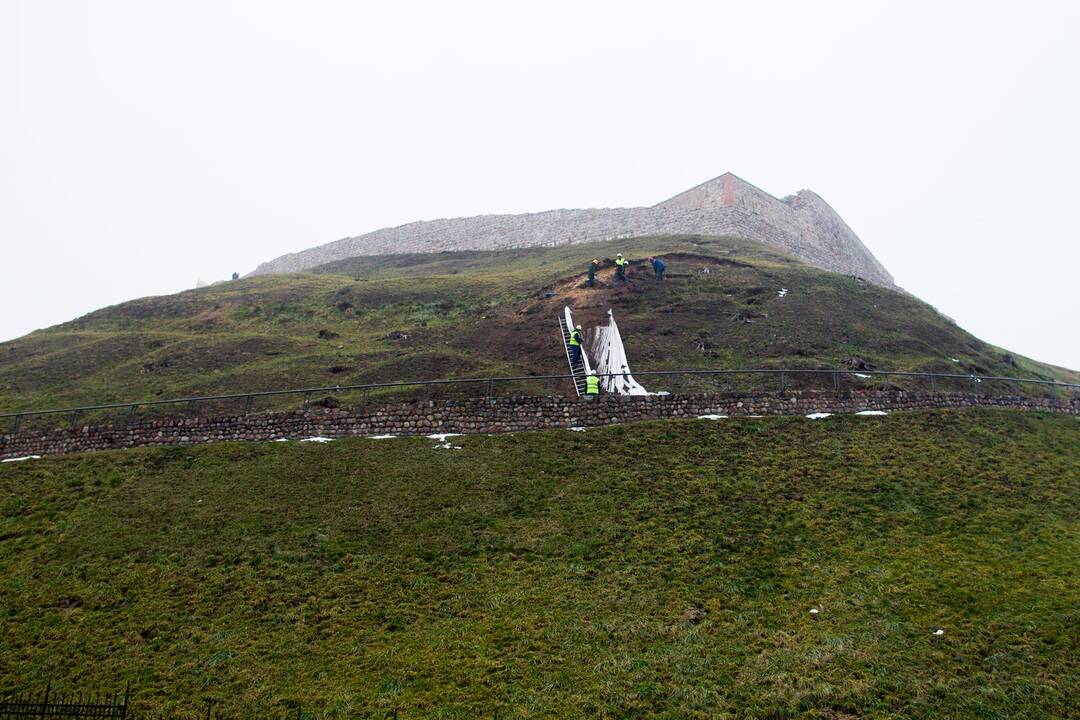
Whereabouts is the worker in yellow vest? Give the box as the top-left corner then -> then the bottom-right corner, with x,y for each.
585,372 -> 600,399
569,324 -> 583,365
614,253 -> 628,286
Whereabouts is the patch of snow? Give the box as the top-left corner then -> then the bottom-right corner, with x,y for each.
950,358 -> 959,363
653,391 -> 671,396
933,628 -> 945,636
855,410 -> 888,416
273,438 -> 289,442
367,434 -> 397,440
435,442 -> 463,450
427,433 -> 463,441
805,412 -> 832,419
300,437 -> 334,443
568,426 -> 587,432
777,288 -> 788,298
697,414 -> 728,420
809,608 -> 819,615
2,455 -> 41,463
854,373 -> 871,379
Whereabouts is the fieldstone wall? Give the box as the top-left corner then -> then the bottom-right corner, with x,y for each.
249,174 -> 896,288
2,391 -> 1076,460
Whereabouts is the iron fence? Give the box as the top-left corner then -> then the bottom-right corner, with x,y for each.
1,368 -> 1077,436
0,685 -> 128,719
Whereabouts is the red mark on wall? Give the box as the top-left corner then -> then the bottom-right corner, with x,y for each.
722,174 -> 735,207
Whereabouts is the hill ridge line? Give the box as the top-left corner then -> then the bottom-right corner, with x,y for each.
250,173 -> 896,287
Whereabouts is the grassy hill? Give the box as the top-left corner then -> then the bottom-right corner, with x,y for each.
0,409 -> 1077,718
1,235 -> 1076,415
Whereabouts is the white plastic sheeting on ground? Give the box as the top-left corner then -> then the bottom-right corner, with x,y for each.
1,455 -> 41,463
587,309 -> 649,396
806,412 -> 832,419
855,410 -> 888,416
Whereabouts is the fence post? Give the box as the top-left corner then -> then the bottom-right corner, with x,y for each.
12,414 -> 22,434
69,410 -> 81,429
930,374 -> 938,394
832,372 -> 840,392
185,400 -> 197,417
41,683 -> 50,720
971,376 -> 979,397
126,404 -> 139,426
779,371 -> 786,392
244,395 -> 254,414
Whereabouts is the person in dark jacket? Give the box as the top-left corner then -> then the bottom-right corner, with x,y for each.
648,256 -> 665,282
569,324 -> 584,364
613,254 -> 628,286
587,259 -> 599,287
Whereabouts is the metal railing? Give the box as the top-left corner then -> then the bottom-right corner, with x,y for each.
1,368 -> 1077,435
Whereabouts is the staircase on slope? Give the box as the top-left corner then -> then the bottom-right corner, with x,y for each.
558,307 -> 592,397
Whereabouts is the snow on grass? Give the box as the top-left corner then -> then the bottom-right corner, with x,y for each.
300,437 -> 334,443
367,434 -> 397,440
777,288 -> 788,298
805,412 -> 832,419
950,358 -> 960,363
1,455 -> 41,463
273,438 -> 289,442
427,433 -> 463,441
697,415 -> 728,420
854,373 -> 872,379
856,410 -> 888,416
567,427 -> 587,432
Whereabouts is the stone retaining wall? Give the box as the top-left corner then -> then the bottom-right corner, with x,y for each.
2,391 -> 1076,460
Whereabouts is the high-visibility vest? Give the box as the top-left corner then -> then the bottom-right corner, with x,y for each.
615,257 -> 627,268
586,375 -> 600,394
569,330 -> 582,347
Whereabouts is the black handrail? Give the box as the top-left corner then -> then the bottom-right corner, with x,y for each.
1,368 -> 1076,424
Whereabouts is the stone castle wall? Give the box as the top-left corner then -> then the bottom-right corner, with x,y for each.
3,391 -> 1074,460
250,174 -> 896,288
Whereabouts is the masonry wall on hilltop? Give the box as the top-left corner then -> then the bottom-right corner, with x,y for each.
250,174 -> 896,288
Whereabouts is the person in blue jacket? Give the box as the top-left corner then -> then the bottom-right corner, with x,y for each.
648,256 -> 666,282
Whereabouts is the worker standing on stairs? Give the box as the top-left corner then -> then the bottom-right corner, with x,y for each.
614,254 -> 628,286
569,324 -> 584,365
587,259 -> 599,287
585,372 -> 600,399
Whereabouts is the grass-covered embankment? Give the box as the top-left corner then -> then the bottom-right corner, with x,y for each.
2,235 -> 1075,415
1,409 -> 1078,718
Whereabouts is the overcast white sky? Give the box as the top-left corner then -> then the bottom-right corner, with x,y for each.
2,0 -> 1078,369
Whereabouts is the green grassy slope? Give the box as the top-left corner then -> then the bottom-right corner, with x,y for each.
1,409 -> 1077,718
1,235 -> 1075,414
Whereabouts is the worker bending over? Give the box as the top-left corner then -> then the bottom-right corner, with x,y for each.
648,256 -> 665,282
569,324 -> 584,364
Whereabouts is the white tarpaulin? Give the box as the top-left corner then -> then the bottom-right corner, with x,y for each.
587,309 -> 650,395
